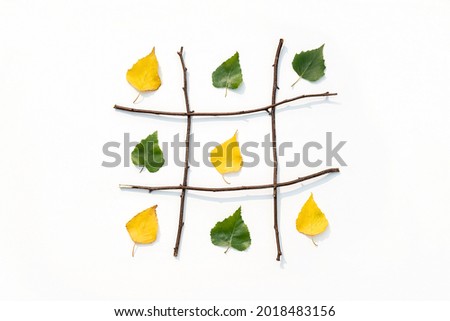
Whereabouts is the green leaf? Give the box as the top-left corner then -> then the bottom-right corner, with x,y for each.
291,44 -> 326,87
212,52 -> 243,96
131,131 -> 165,173
210,206 -> 251,253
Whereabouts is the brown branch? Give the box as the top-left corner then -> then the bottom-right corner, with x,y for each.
114,92 -> 337,117
119,168 -> 340,192
271,38 -> 283,261
173,47 -> 191,258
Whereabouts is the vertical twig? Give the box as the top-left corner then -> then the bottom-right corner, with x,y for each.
272,39 -> 284,261
174,47 -> 192,257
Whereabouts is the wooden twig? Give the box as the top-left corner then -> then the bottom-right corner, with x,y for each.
119,168 -> 340,192
114,92 -> 337,117
271,39 -> 284,261
173,47 -> 191,258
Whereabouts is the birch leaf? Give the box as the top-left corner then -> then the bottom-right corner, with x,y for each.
126,47 -> 161,92
291,44 -> 325,87
126,205 -> 158,257
131,131 -> 165,173
209,131 -> 243,182
212,52 -> 243,96
210,207 -> 251,253
296,193 -> 328,236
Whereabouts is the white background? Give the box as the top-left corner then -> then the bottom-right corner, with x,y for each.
1,0 -> 449,302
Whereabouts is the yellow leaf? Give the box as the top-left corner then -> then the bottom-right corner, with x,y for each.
126,47 -> 161,92
296,193 -> 328,236
210,131 -> 243,180
126,205 -> 158,256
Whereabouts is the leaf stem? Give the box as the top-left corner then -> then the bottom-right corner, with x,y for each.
133,92 -> 141,104
119,168 -> 339,193
173,47 -> 192,258
222,175 -> 230,185
132,243 -> 137,257
271,39 -> 283,261
291,77 -> 301,88
114,92 -> 337,117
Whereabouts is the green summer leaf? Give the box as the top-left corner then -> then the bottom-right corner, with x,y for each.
291,44 -> 326,87
212,52 -> 243,96
131,131 -> 165,173
210,207 -> 251,253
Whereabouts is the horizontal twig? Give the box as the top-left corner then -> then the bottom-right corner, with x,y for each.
114,92 -> 337,117
119,168 -> 339,192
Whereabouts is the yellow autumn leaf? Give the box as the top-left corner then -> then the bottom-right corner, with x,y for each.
210,131 -> 243,183
296,193 -> 328,237
126,205 -> 158,256
126,47 -> 161,92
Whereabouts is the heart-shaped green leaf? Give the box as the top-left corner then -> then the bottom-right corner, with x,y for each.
292,44 -> 326,87
210,206 -> 251,253
212,52 -> 243,96
131,131 -> 165,173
